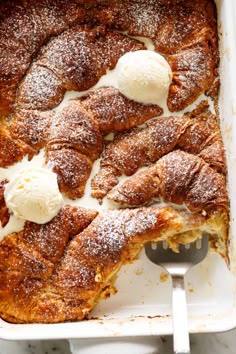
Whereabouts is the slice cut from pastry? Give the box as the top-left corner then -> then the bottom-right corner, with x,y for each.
0,205 -> 228,323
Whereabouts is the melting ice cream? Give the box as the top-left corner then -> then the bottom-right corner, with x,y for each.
4,168 -> 63,224
116,50 -> 172,105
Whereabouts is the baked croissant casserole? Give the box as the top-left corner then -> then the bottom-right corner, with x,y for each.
0,0 -> 229,324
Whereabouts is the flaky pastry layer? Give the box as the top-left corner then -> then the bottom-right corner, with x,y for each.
0,205 -> 228,323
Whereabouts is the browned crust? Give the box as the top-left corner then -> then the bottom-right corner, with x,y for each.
0,0 -> 218,117
46,149 -> 93,200
47,101 -> 103,160
9,109 -> 53,150
92,102 -> 226,199
16,65 -> 66,112
22,205 -> 98,263
0,126 -> 35,167
79,86 -> 163,133
108,150 -> 228,214
167,42 -> 216,111
0,205 -> 228,323
0,0 -> 227,326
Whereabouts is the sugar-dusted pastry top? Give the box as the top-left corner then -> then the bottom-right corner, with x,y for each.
0,0 -> 86,116
92,102 -> 226,200
0,0 -> 229,325
16,26 -> 146,111
87,0 -> 219,109
108,150 -> 228,212
0,205 -> 228,323
0,0 -> 219,198
8,87 -> 162,199
0,0 -> 218,116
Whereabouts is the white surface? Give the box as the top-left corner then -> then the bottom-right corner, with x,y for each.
69,331 -> 236,354
0,0 -> 236,341
1,330 -> 236,354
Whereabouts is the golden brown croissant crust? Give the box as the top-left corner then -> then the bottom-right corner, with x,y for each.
16,26 -> 146,111
0,0 -> 219,199
0,205 -> 228,323
0,0 -> 228,325
92,102 -> 226,200
108,150 -> 228,213
8,87 -> 162,199
0,0 -> 218,116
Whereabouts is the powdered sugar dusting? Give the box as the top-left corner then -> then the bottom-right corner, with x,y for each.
17,65 -> 65,111
83,211 -> 126,262
0,1 -> 221,239
108,150 -> 228,214
168,44 -> 215,111
0,0 -> 228,325
17,26 -> 145,113
125,209 -> 158,237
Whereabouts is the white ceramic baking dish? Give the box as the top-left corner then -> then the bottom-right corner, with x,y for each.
0,0 -> 235,341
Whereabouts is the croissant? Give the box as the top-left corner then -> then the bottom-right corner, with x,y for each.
0,0 -> 219,118
0,0 -> 86,117
0,0 -> 226,326
0,205 -> 228,323
43,88 -> 162,199
108,150 -> 228,214
16,26 -> 145,112
89,0 -> 219,110
5,85 -> 162,197
90,0 -> 217,53
92,102 -> 226,199
167,42 -> 216,111
78,86 -> 163,133
0,125 -> 35,168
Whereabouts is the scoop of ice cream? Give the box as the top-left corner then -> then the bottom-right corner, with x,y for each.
116,50 -> 172,104
4,168 -> 63,224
